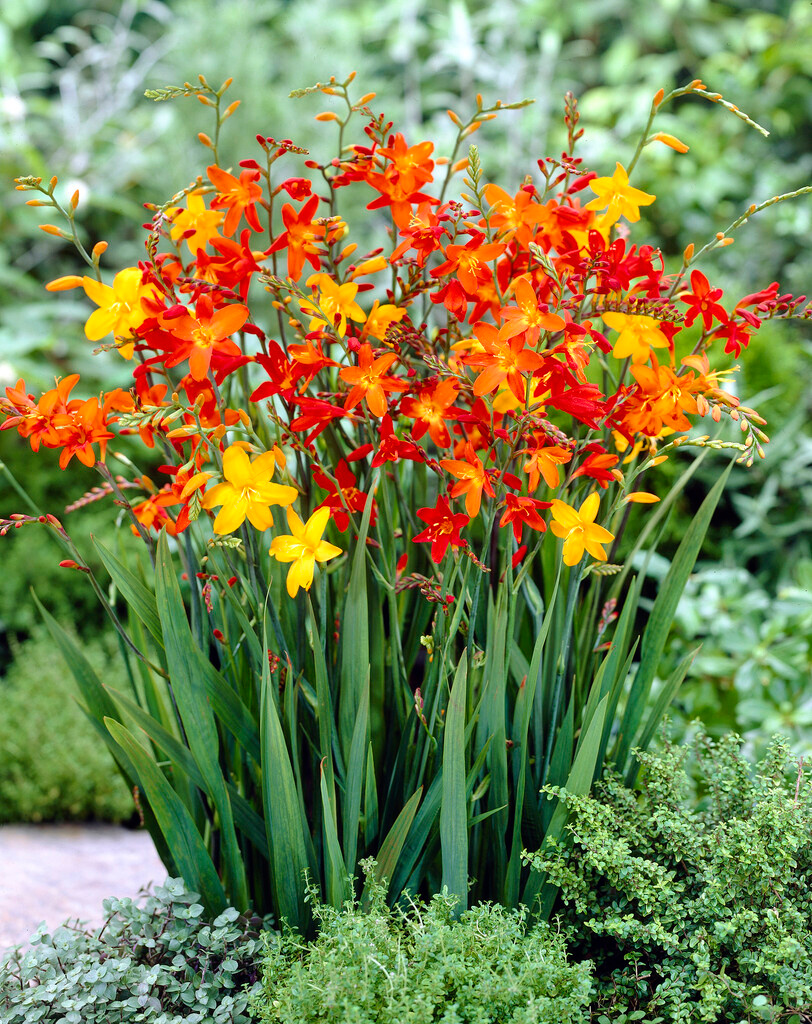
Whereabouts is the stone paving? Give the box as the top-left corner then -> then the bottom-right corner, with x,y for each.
0,823 -> 166,954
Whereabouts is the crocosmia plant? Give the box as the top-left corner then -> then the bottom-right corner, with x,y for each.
4,73 -> 809,929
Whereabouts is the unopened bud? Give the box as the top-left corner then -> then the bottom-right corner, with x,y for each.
70,190 -> 80,209
92,240 -> 108,259
38,224 -> 64,237
315,111 -> 340,122
653,88 -> 665,108
46,275 -> 83,291
198,132 -> 213,147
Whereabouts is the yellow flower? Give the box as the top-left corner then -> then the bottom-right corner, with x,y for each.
299,272 -> 366,337
269,506 -> 342,597
201,444 -> 297,535
602,311 -> 670,364
364,300 -> 407,343
82,268 -> 160,358
549,492 -> 615,566
585,163 -> 655,226
168,191 -> 224,254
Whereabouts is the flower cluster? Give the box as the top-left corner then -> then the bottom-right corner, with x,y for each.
5,75 -> 806,592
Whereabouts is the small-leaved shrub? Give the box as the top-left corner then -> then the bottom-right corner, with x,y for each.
528,732 -> 812,1022
0,878 -> 267,1023
0,625 -> 133,823
252,867 -> 593,1024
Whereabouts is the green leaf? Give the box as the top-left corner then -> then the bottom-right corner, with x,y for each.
105,718 -> 226,914
365,787 -> 422,905
343,671 -> 369,875
339,486 -> 375,758
155,533 -> 248,910
93,537 -> 163,648
320,765 -> 348,907
364,742 -> 379,848
261,663 -> 311,931
632,647 -> 698,772
613,461 -> 733,774
441,651 -> 468,914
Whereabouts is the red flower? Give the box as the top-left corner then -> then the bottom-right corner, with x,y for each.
499,494 -> 551,543
313,459 -> 376,532
680,270 -> 728,330
412,496 -> 469,564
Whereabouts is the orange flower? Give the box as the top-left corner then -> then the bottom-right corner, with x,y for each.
340,344 -> 407,418
163,295 -> 249,381
521,439 -> 572,491
401,378 -> 458,448
464,321 -> 546,404
549,492 -> 615,566
440,441 -> 494,518
498,277 -> 565,346
267,194 -> 325,281
207,164 -> 263,236
299,273 -> 366,338
483,184 -> 548,246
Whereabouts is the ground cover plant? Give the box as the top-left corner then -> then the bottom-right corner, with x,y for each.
530,731 -> 812,1022
0,878 -> 266,1022
1,69 -> 809,934
252,867 -> 593,1023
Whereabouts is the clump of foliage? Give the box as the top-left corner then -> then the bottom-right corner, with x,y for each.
0,878 -> 267,1023
666,561 -> 812,755
528,732 -> 812,1022
0,625 -> 133,823
252,867 -> 593,1024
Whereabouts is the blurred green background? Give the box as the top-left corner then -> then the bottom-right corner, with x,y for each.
0,0 -> 810,820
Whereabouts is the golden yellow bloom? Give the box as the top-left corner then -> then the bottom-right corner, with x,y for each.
201,445 -> 297,535
549,492 -> 615,566
82,268 -> 160,358
168,191 -> 225,254
602,311 -> 670,365
364,300 -> 407,343
300,272 -> 366,337
585,163 -> 655,226
269,506 -> 342,597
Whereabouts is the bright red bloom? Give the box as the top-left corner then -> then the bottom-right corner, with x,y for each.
439,441 -> 495,518
499,494 -> 551,543
371,414 -> 423,467
431,235 -> 506,294
313,458 -> 377,532
679,270 -> 729,330
412,496 -> 469,563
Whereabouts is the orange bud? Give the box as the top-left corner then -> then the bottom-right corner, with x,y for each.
451,158 -> 469,173
347,70 -> 357,83
435,156 -> 449,165
222,100 -> 241,119
356,92 -> 376,105
651,131 -> 689,153
625,492 -> 660,504
653,88 -> 665,108
221,77 -> 233,90
337,243 -> 358,261
719,237 -> 734,247
315,111 -> 340,122
166,424 -> 201,439
650,454 -> 668,467
715,232 -> 725,239
45,275 -> 84,291
38,224 -> 64,237
447,109 -> 463,127
351,256 -> 387,278
320,87 -> 339,96
689,79 -> 706,91
683,243 -> 695,262
25,199 -> 47,206
49,176 -> 58,189
197,94 -> 213,106
70,190 -> 80,209
92,240 -> 108,259
237,408 -> 251,427
198,132 -> 213,147
462,121 -> 481,137
272,444 -> 286,469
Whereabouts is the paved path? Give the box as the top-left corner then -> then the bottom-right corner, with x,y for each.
0,823 -> 166,954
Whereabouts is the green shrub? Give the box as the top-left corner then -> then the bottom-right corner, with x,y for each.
0,878 -> 267,1023
528,732 -> 812,1022
252,868 -> 593,1024
0,625 -> 133,823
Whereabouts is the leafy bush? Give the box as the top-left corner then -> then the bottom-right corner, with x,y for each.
528,732 -> 812,1022
252,869 -> 593,1024
0,878 -> 267,1023
0,625 -> 133,823
665,561 -> 812,755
